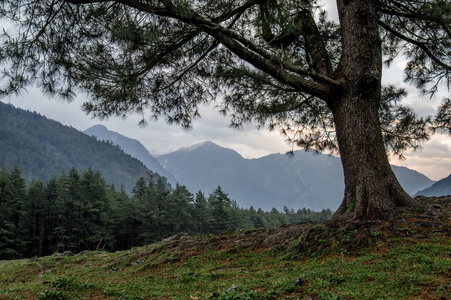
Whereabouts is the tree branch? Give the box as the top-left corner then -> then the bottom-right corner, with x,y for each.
159,40 -> 220,91
299,9 -> 333,76
209,30 -> 331,99
378,20 -> 451,70
259,3 -> 303,49
61,0 -> 335,98
212,0 -> 264,23
259,5 -> 332,76
378,2 -> 451,37
65,0 -> 109,3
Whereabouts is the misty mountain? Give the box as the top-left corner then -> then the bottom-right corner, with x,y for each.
415,174 -> 451,197
159,141 -> 278,209
0,102 -> 164,192
84,125 -> 178,186
158,141 -> 435,211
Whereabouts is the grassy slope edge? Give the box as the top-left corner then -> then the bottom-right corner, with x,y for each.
1,196 -> 450,300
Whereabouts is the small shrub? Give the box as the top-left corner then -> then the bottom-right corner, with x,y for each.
39,289 -> 67,300
52,276 -> 74,288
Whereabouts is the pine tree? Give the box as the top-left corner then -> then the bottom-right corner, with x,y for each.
109,185 -> 136,251
79,168 -> 111,251
167,184 -> 195,234
0,166 -> 21,259
22,178 -> 46,257
208,186 -> 233,234
2,0 -> 450,221
8,165 -> 27,256
43,177 -> 59,256
133,175 -> 159,244
192,191 -> 213,234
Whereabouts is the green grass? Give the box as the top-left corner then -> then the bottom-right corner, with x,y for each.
1,233 -> 450,300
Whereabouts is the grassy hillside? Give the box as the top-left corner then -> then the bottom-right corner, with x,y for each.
1,196 -> 450,300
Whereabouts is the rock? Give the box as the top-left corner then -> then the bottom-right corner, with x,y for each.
62,251 -> 73,256
226,285 -> 242,293
162,233 -> 188,242
424,209 -> 435,216
294,278 -> 306,286
309,271 -> 319,276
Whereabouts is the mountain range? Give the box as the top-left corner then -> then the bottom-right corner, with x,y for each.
0,100 -> 442,211
0,102 -> 166,192
86,125 -> 438,211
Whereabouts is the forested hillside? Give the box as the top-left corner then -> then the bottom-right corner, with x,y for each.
0,102 -> 160,192
0,166 -> 332,260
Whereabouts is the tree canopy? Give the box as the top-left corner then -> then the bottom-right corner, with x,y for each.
0,0 -> 450,221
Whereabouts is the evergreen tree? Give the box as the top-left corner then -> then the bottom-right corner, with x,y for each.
22,178 -> 46,257
167,184 -> 195,234
132,177 -> 148,202
134,175 -> 159,244
8,165 -> 27,256
52,170 -> 75,252
0,163 -> 333,259
254,208 -> 269,228
192,191 -> 213,234
149,177 -> 170,239
78,168 -> 111,251
228,200 -> 248,230
208,186 -> 233,234
43,177 -> 59,256
109,185 -> 137,251
1,0 -> 450,221
0,166 -> 20,259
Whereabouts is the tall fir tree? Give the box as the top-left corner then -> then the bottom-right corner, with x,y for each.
79,168 -> 111,251
22,178 -> 46,257
208,186 -> 233,234
167,184 -> 195,234
192,191 -> 213,234
0,166 -> 20,259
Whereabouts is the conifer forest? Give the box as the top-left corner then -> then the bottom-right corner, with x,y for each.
0,165 -> 332,260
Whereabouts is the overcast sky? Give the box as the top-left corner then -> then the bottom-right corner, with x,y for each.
1,1 -> 450,181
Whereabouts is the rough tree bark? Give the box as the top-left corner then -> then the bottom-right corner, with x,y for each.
328,0 -> 417,221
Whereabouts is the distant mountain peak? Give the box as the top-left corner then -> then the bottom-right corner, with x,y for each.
87,124 -> 108,131
180,141 -> 219,152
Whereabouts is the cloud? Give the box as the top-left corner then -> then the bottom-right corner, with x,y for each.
390,135 -> 451,180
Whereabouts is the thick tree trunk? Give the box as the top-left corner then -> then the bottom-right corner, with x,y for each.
330,93 -> 414,221
329,0 -> 418,221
